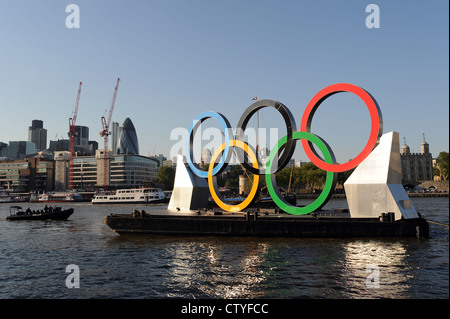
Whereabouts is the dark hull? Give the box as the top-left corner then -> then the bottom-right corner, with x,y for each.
5,208 -> 74,221
105,212 -> 429,238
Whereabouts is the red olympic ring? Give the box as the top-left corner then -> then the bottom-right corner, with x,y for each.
300,83 -> 383,173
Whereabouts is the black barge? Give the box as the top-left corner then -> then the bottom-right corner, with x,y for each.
105,210 -> 429,238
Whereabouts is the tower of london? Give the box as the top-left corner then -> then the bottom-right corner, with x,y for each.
400,134 -> 433,184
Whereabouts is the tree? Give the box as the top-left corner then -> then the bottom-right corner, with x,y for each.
155,166 -> 175,190
273,162 -> 330,193
274,166 -> 292,188
223,165 -> 243,191
435,151 -> 449,180
295,162 -> 326,192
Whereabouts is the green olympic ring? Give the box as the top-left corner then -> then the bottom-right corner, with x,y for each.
266,131 -> 337,215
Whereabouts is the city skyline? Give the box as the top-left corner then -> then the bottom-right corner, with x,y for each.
0,1 -> 448,164
0,116 -> 442,164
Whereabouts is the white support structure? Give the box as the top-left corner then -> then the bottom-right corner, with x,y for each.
344,132 -> 419,221
168,154 -> 209,212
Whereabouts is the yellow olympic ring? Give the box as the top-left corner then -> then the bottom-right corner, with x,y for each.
208,140 -> 260,212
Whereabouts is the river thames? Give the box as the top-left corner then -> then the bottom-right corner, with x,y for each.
0,197 -> 448,299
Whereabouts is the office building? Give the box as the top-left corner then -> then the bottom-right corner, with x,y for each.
48,124 -> 98,156
111,121 -> 119,154
74,125 -> 89,146
0,157 -> 54,192
28,120 -> 47,152
118,118 -> 139,155
0,141 -> 36,160
54,150 -> 158,190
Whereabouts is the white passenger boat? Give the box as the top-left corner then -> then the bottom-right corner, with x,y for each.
29,191 -> 85,203
0,187 -> 13,203
91,188 -> 168,204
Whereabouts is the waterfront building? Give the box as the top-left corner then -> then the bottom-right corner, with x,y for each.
0,160 -> 30,191
118,118 -> 139,155
400,135 -> 433,184
28,120 -> 47,152
54,151 -> 70,191
109,154 -> 158,188
54,150 -> 158,190
0,157 -> 54,192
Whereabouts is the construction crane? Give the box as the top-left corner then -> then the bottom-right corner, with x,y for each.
68,82 -> 82,190
99,77 -> 120,187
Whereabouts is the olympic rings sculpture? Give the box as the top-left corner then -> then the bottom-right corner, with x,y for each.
186,83 -> 383,214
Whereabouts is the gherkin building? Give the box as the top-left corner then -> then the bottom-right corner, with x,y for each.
118,118 -> 139,155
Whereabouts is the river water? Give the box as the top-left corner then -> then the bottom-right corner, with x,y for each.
0,197 -> 448,299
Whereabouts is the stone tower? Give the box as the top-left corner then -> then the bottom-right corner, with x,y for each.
421,133 -> 429,154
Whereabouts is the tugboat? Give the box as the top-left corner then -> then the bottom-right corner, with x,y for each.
5,205 -> 74,221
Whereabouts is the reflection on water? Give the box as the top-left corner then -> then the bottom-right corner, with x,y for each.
339,241 -> 411,298
167,241 -> 270,298
150,236 -> 446,299
0,197 -> 448,299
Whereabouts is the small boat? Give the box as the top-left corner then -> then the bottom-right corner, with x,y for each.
5,205 -> 74,221
92,188 -> 168,204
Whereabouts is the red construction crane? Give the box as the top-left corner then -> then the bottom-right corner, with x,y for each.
68,81 -> 82,190
100,78 -> 120,187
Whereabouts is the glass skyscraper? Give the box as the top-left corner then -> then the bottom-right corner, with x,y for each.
118,118 -> 139,155
28,119 -> 47,152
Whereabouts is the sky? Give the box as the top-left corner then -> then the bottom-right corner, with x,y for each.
0,0 -> 448,165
